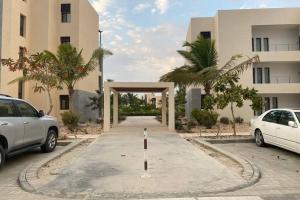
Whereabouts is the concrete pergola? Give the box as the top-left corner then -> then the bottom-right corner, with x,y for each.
103,82 -> 175,132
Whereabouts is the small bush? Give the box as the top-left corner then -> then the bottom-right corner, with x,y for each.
220,117 -> 230,125
191,109 -> 219,129
187,120 -> 197,129
175,120 -> 184,130
235,117 -> 244,124
61,111 -> 79,132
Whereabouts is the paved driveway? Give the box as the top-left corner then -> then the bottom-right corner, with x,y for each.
0,148 -> 63,200
215,143 -> 300,199
38,117 -> 246,199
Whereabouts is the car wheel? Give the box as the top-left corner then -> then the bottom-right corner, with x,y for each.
0,145 -> 5,169
41,129 -> 58,153
255,129 -> 265,147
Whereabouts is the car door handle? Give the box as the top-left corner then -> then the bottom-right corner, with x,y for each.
0,122 -> 8,126
24,122 -> 29,124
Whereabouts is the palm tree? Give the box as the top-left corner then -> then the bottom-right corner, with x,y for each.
43,44 -> 112,112
160,35 -> 259,97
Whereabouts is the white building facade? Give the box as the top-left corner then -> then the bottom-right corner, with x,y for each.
186,8 -> 300,121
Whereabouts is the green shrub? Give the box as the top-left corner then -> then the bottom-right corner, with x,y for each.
61,111 -> 79,132
220,117 -> 230,124
191,109 -> 219,129
235,117 -> 244,124
175,120 -> 184,130
187,120 -> 197,130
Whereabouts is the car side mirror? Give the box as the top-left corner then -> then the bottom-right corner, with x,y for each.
288,121 -> 298,128
38,110 -> 45,118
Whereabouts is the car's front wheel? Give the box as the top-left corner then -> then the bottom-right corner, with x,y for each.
41,129 -> 58,153
255,129 -> 265,147
0,145 -> 5,169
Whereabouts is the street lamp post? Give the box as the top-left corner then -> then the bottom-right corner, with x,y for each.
99,29 -> 103,93
99,29 -> 104,120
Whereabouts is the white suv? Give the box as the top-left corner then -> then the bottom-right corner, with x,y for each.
0,95 -> 59,168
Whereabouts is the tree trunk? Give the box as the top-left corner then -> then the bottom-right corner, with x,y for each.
68,87 -> 74,112
46,87 -> 53,115
204,85 -> 211,96
231,102 -> 237,136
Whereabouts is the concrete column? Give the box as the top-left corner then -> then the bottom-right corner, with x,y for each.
113,91 -> 118,127
103,84 -> 110,132
168,84 -> 175,132
162,91 -> 167,126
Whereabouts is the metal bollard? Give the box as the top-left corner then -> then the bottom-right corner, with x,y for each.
141,128 -> 151,178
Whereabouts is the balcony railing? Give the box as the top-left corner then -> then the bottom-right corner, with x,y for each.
272,43 -> 299,51
271,75 -> 300,83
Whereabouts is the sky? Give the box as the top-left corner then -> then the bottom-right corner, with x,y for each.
89,0 -> 300,82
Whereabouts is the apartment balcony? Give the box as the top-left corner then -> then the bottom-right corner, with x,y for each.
252,61 -> 300,94
254,83 -> 300,94
252,24 -> 300,61
254,51 -> 300,62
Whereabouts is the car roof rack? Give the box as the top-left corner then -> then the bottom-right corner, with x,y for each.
0,94 -> 12,97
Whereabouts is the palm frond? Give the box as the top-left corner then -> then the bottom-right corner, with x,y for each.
160,66 -> 207,86
44,50 -> 60,64
222,55 -> 260,76
8,75 -> 36,85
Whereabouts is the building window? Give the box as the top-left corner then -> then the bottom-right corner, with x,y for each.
20,14 -> 26,37
256,68 -> 263,84
98,76 -> 102,91
200,94 -> 206,109
60,36 -> 70,44
263,38 -> 269,51
264,97 -> 270,111
256,38 -> 261,52
61,4 -> 71,23
19,47 -> 27,75
272,97 -> 278,109
264,67 -> 270,84
254,97 -> 263,116
252,38 -> 254,52
200,31 -> 211,39
60,95 -> 69,110
253,67 -> 256,83
254,67 -> 270,84
18,80 -> 24,99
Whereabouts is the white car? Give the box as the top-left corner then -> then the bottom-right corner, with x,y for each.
0,95 -> 59,169
251,108 -> 300,154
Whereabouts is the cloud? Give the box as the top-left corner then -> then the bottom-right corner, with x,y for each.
239,0 -> 272,9
104,23 -> 185,82
90,0 -> 113,13
90,0 -> 185,82
155,0 -> 170,14
133,3 -> 151,12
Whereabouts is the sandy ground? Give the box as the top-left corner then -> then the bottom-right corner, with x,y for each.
188,123 -> 250,137
188,139 -> 243,176
38,139 -> 94,185
59,124 -> 102,140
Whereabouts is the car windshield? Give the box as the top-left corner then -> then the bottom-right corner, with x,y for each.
294,112 -> 300,123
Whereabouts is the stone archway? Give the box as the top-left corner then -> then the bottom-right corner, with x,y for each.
103,82 -> 175,132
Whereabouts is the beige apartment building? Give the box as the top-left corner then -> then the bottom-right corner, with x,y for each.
145,93 -> 162,108
186,8 -> 300,121
0,0 -> 100,121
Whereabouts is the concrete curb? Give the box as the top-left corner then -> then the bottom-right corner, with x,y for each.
18,139 -> 86,193
204,138 -> 255,144
191,139 -> 261,192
